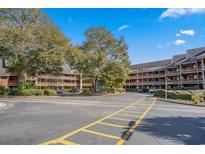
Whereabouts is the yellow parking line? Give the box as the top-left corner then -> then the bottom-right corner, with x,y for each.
109,117 -> 131,121
117,113 -> 138,117
82,129 -> 120,140
41,139 -> 60,145
116,98 -> 157,145
59,140 -> 78,145
40,99 -> 144,144
98,122 -> 128,128
121,110 -> 139,114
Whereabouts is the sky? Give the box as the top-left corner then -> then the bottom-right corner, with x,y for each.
44,8 -> 205,64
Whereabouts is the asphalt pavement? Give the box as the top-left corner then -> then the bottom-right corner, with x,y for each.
0,93 -> 205,145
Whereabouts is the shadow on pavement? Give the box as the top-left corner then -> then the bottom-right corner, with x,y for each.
134,116 -> 205,144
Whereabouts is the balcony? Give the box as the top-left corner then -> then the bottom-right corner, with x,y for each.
180,79 -> 203,84
167,80 -> 180,85
128,76 -> 137,80
38,75 -> 78,80
166,71 -> 179,76
180,67 -> 202,74
26,76 -> 37,81
8,80 -> 18,87
36,82 -> 78,87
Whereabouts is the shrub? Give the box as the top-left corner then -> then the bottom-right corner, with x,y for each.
116,88 -> 125,93
20,89 -> 44,96
108,88 -> 116,93
0,85 -> 6,95
191,94 -> 205,104
82,88 -> 92,95
154,89 -> 192,101
43,89 -> 56,96
19,81 -> 35,90
154,89 -> 165,98
7,88 -> 19,96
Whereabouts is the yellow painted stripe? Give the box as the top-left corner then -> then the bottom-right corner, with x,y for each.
40,99 -> 144,144
117,113 -> 138,117
82,129 -> 120,140
116,99 -> 157,145
109,117 -> 131,122
98,122 -> 128,128
40,139 -> 60,145
121,110 -> 139,114
59,140 -> 78,145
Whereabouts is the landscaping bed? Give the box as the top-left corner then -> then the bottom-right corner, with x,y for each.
154,89 -> 205,104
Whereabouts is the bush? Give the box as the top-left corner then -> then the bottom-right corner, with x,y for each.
43,89 -> 56,96
108,88 -> 116,93
0,85 -> 6,95
191,94 -> 205,104
20,89 -> 44,96
154,89 -> 165,98
7,88 -> 19,96
19,81 -> 35,90
116,88 -> 125,93
154,89 -> 192,101
82,88 -> 92,95
169,87 -> 198,90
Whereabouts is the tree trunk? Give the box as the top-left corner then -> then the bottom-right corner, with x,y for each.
92,78 -> 97,93
18,73 -> 26,88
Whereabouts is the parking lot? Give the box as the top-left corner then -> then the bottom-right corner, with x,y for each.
0,93 -> 205,145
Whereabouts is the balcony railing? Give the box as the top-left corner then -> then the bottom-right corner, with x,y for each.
166,71 -> 179,76
8,81 -> 18,86
37,75 -> 78,80
180,67 -> 202,73
36,82 -> 78,87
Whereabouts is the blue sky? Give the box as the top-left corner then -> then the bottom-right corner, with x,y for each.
44,8 -> 205,64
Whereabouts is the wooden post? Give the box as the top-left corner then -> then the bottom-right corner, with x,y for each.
202,58 -> 205,89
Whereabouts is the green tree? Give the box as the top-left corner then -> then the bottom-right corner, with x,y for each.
81,27 -> 130,92
0,9 -> 71,87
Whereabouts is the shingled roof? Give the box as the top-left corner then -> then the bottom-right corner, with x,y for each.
166,54 -> 186,68
130,59 -> 171,70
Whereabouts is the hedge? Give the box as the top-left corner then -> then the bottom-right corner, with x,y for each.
43,89 -> 56,96
154,89 -> 192,101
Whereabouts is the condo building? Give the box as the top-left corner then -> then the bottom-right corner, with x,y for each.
126,47 -> 205,90
0,59 -> 92,89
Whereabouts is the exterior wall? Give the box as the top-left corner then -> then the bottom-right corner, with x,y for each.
0,76 -> 9,88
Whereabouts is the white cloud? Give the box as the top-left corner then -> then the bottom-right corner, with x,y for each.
118,25 -> 130,32
160,8 -> 205,19
176,33 -> 181,37
180,29 -> 196,36
174,39 -> 186,45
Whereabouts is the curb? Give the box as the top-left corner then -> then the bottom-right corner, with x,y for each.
157,98 -> 205,107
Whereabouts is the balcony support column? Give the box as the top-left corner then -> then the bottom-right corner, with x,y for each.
202,59 -> 205,89
179,65 -> 182,87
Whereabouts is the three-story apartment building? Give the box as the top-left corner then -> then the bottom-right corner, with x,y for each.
0,58 -> 92,89
126,47 -> 205,90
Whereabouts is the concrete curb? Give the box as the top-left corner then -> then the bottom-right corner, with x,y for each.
158,98 -> 205,107
0,93 -> 125,99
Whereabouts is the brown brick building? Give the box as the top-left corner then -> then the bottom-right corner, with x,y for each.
126,47 -> 205,91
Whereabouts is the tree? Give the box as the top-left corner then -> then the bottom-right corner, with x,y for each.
80,27 -> 130,92
0,9 -> 72,87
